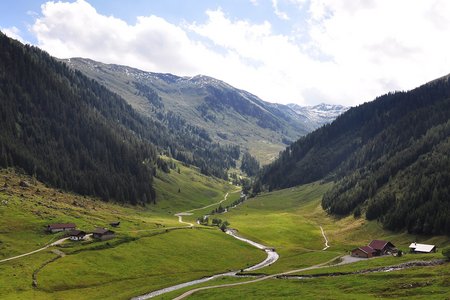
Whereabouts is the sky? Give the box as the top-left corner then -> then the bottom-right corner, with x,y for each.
2,0 -> 450,106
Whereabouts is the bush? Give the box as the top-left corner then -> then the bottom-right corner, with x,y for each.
353,206 -> 361,218
442,247 -> 450,260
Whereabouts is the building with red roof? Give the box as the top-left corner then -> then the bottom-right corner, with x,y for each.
351,240 -> 396,258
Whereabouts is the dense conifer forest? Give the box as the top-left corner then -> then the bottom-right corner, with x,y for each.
240,152 -> 260,177
259,75 -> 450,234
0,33 -> 239,203
0,33 -> 157,204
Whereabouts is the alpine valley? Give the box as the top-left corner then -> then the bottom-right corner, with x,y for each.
0,30 -> 449,300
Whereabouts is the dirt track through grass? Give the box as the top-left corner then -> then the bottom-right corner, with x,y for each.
172,255 -> 342,300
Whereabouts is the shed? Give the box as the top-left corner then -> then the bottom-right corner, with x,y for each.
92,227 -> 115,241
409,243 -> 436,253
46,223 -> 76,233
109,221 -> 120,228
351,246 -> 376,258
68,229 -> 86,241
368,240 -> 396,255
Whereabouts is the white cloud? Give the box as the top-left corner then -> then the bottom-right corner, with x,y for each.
272,0 -> 290,20
31,0 -> 215,75
304,0 -> 450,104
29,0 -> 450,106
1,26 -> 26,43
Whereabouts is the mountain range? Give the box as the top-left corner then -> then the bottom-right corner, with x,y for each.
287,103 -> 349,129
64,58 -> 347,163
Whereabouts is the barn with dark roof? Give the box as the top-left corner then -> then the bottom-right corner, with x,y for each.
351,240 -> 397,258
368,240 -> 396,255
351,246 -> 377,258
46,223 -> 76,233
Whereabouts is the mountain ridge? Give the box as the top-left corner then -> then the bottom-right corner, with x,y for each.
287,103 -> 349,129
64,57 -> 346,163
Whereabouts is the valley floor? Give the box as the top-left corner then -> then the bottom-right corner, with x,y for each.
0,167 -> 449,299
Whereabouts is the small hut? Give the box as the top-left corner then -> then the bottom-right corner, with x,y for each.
109,221 -> 120,228
92,228 -> 115,241
46,223 -> 76,233
68,229 -> 86,241
351,246 -> 376,258
409,243 -> 436,253
368,240 -> 396,255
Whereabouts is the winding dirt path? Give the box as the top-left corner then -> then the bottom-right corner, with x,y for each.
173,192 -> 231,227
320,226 -> 330,250
0,237 -> 70,263
174,213 -> 194,227
172,255 -> 341,300
185,192 -> 230,214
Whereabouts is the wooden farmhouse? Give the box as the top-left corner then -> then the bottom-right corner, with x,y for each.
351,240 -> 397,258
68,229 -> 86,241
368,240 -> 397,255
409,243 -> 436,253
46,223 -> 76,233
351,246 -> 376,258
92,227 -> 115,241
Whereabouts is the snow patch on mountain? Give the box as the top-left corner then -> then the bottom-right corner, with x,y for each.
287,103 -> 349,128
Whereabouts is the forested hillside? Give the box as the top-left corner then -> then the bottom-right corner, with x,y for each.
259,75 -> 450,235
0,33 -> 238,204
0,33 -> 156,204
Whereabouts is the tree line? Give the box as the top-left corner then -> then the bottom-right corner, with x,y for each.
258,72 -> 450,234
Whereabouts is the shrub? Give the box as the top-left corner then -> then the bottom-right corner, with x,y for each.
442,247 -> 450,260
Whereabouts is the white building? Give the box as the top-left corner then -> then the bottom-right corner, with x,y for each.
409,242 -> 436,253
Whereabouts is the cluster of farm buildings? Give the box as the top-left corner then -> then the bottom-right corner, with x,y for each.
46,221 -> 120,241
351,239 -> 437,258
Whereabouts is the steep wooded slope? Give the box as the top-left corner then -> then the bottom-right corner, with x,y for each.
0,33 -> 156,204
259,75 -> 450,234
0,33 -> 243,190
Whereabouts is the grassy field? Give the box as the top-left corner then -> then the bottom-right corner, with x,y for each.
217,183 -> 448,273
160,182 -> 449,299
0,166 -> 264,300
152,160 -> 238,213
1,166 -> 449,299
184,263 -> 450,299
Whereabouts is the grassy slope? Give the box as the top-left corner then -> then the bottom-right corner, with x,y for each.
0,165 -> 264,300
152,161 -> 236,213
164,183 -> 449,299
188,263 -> 450,300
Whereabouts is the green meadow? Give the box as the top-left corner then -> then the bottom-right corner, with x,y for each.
184,263 -> 450,299
1,166 -> 449,299
162,182 -> 449,299
0,166 -> 263,300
